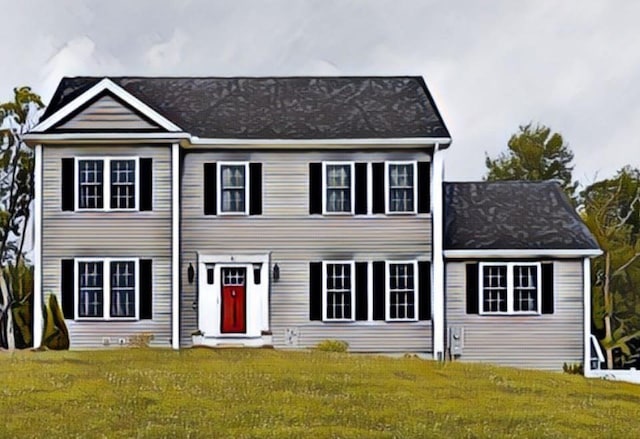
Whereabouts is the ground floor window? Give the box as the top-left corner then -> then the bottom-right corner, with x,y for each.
76,258 -> 138,320
386,261 -> 417,321
479,262 -> 540,315
323,262 -> 354,321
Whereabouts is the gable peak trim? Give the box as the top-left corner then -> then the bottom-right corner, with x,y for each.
32,78 -> 182,133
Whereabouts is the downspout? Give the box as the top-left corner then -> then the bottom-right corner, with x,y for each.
171,143 -> 180,349
33,144 -> 43,348
432,144 -> 445,360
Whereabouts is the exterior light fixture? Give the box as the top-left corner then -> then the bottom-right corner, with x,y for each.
273,263 -> 280,282
253,262 -> 263,285
188,263 -> 195,284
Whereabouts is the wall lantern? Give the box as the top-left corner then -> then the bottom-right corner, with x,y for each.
253,262 -> 263,285
188,263 -> 195,284
273,263 -> 280,282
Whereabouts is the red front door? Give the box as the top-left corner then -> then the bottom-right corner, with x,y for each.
221,267 -> 246,333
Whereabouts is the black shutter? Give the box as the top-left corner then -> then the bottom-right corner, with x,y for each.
418,161 -> 430,213
203,163 -> 217,215
541,262 -> 554,314
249,163 -> 262,215
355,163 -> 368,215
61,259 -> 74,319
140,259 -> 153,320
372,163 -> 385,214
139,158 -> 153,211
466,263 -> 479,314
418,261 -> 431,320
355,262 -> 368,320
61,159 -> 75,211
373,261 -> 386,320
309,163 -> 322,214
309,262 -> 322,321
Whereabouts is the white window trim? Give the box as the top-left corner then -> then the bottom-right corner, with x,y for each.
322,162 -> 355,215
217,162 -> 250,216
478,262 -> 542,316
322,261 -> 356,322
385,260 -> 419,322
385,161 -> 418,215
74,157 -> 140,212
74,257 -> 140,321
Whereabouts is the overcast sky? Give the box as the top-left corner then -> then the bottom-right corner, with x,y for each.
2,0 -> 639,184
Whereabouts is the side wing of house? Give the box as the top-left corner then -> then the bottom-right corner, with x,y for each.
28,79 -> 183,348
443,181 -> 601,370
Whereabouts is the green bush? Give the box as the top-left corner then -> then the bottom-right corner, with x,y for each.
562,362 -> 584,375
316,339 -> 349,353
42,293 -> 69,350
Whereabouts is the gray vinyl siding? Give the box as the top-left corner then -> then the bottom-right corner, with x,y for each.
180,149 -> 433,352
445,259 -> 584,370
54,95 -> 159,130
41,145 -> 172,348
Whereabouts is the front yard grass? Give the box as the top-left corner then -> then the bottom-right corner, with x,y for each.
2,348 -> 640,438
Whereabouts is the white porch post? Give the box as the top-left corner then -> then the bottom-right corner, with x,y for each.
171,143 -> 180,349
33,144 -> 43,348
583,257 -> 592,375
432,144 -> 445,360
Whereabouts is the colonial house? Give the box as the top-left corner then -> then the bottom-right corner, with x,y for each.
24,76 -> 601,371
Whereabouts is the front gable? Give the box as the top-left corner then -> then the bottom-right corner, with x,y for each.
32,78 -> 182,133
52,92 -> 162,132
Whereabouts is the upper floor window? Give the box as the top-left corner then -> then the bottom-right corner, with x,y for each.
219,163 -> 248,214
479,262 -> 541,315
386,162 -> 417,214
323,162 -> 354,214
76,157 -> 139,211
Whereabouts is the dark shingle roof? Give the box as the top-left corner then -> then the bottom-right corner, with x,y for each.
41,76 -> 450,140
444,181 -> 599,251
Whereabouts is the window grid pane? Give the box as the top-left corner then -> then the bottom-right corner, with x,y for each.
78,160 -> 104,209
482,265 -> 508,313
110,160 -> 136,209
326,264 -> 352,319
514,265 -> 538,312
110,261 -> 136,318
326,165 -> 351,212
389,263 -> 415,319
389,164 -> 414,212
221,165 -> 246,212
78,262 -> 103,317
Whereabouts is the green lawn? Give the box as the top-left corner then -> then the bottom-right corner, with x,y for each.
1,348 -> 639,438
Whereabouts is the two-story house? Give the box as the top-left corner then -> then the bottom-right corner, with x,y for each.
25,76 -> 600,371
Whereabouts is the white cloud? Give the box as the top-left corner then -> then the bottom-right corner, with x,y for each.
144,29 -> 189,70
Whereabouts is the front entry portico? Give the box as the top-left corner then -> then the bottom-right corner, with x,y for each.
195,253 -> 271,347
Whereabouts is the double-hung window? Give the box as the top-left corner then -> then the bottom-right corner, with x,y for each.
479,262 -> 541,315
323,162 -> 354,214
386,261 -> 418,321
323,262 -> 355,321
219,162 -> 249,214
76,158 -> 138,211
386,162 -> 417,214
76,258 -> 139,320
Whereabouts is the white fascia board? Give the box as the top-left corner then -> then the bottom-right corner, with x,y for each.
33,144 -> 43,348
444,249 -> 603,259
23,132 -> 190,145
31,78 -> 182,133
431,144 -> 445,360
171,143 -> 180,350
184,136 -> 452,148
584,258 -> 592,375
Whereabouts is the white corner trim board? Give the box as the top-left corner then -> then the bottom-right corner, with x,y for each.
31,78 -> 183,133
33,144 -> 43,348
431,144 -> 445,360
